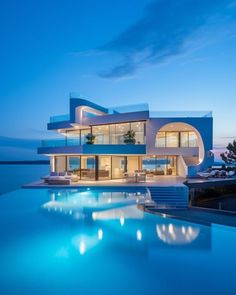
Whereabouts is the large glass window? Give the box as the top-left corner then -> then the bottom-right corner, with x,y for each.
127,156 -> 141,173
189,132 -> 198,147
112,156 -> 125,178
142,156 -> 177,176
180,132 -> 189,147
81,156 -> 95,180
166,156 -> 177,175
81,129 -> 91,145
166,132 -> 179,147
92,122 -> 145,144
115,123 -> 130,144
156,132 -> 166,147
99,156 -> 111,179
67,157 -> 80,176
156,131 -> 198,148
55,156 -> 66,172
109,124 -> 116,144
131,122 -> 145,144
66,131 -> 80,146
62,122 -> 146,146
93,125 -> 110,144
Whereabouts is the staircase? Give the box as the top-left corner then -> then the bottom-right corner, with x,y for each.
145,185 -> 189,209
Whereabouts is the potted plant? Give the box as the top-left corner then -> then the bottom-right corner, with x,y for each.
123,130 -> 136,144
86,133 -> 96,144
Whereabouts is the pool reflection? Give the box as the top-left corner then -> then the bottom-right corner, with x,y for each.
156,224 -> 200,245
41,189 -> 211,253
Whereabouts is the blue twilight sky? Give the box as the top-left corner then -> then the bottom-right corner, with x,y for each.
0,0 -> 236,159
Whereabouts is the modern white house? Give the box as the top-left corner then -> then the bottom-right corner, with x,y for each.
38,94 -> 214,181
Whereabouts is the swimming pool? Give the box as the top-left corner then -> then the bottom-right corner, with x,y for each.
0,188 -> 236,295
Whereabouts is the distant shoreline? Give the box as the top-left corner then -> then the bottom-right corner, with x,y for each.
0,160 -> 50,165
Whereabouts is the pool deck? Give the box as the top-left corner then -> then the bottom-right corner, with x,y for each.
23,176 -> 186,188
22,176 -> 236,227
144,206 -> 236,227
23,176 -> 236,190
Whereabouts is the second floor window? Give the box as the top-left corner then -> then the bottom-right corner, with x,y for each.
156,131 -> 198,148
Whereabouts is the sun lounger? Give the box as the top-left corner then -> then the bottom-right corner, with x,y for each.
197,172 -> 211,178
47,177 -> 70,185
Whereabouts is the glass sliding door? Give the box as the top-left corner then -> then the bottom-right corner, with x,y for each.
142,156 -> 156,175
166,156 -> 177,175
81,156 -> 95,180
99,156 -> 111,179
67,156 -> 81,177
111,156 -> 125,179
141,156 -> 177,176
127,156 -> 141,173
55,156 -> 66,173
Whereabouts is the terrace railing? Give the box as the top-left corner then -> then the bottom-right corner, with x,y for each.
49,114 -> 70,123
150,111 -> 212,118
41,137 -> 80,148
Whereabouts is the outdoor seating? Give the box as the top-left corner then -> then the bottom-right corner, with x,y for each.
197,169 -> 235,179
43,171 -> 78,184
124,171 -> 146,183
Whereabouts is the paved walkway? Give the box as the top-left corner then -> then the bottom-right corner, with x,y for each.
23,176 -> 186,188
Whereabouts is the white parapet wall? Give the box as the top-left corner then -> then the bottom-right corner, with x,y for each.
177,155 -> 188,178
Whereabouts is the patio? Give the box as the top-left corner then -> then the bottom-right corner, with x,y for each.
23,176 -> 186,188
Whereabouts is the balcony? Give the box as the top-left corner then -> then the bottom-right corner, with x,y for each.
150,111 -> 212,118
38,139 -> 146,155
49,114 -> 70,123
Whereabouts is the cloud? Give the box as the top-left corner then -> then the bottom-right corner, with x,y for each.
97,0 -> 234,78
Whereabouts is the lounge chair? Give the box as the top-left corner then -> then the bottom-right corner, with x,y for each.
227,171 -> 235,178
44,171 -> 78,184
197,172 -> 211,179
47,177 -> 70,185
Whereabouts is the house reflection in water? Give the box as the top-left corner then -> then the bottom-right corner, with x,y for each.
41,191 -> 212,255
156,224 -> 200,245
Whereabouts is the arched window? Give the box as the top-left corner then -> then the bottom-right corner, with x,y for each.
156,123 -> 199,148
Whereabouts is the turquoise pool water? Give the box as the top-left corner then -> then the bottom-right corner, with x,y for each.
0,188 -> 236,295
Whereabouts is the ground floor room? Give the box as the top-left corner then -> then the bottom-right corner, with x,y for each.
50,155 -> 180,180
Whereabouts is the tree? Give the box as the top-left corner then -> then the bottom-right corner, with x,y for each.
220,140 -> 236,164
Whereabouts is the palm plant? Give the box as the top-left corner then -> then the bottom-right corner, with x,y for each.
123,130 -> 136,144
86,133 -> 96,144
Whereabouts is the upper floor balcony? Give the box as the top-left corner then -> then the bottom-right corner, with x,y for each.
150,111 -> 212,118
38,138 -> 147,155
49,114 -> 70,123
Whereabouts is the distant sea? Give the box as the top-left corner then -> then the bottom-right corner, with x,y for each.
0,163 -> 49,195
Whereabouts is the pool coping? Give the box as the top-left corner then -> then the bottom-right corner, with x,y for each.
143,206 -> 236,228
